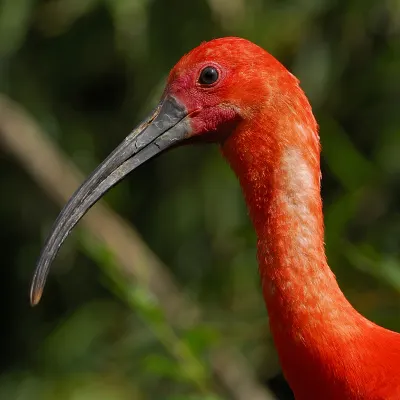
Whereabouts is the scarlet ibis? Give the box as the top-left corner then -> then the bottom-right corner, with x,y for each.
31,37 -> 400,399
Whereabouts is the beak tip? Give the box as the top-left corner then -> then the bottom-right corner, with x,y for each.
30,287 -> 42,306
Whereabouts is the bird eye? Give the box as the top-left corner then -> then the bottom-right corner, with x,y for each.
199,66 -> 219,85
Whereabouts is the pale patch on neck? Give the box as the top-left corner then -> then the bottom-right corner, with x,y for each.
264,141 -> 363,338
277,145 -> 319,253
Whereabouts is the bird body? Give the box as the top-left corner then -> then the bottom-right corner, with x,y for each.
31,37 -> 400,398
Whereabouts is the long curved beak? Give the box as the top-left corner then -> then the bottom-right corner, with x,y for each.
30,96 -> 189,306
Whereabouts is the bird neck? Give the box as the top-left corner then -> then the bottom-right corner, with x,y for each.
221,99 -> 367,380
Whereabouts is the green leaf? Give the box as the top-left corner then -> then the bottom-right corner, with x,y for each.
182,326 -> 219,358
143,354 -> 183,381
0,0 -> 32,58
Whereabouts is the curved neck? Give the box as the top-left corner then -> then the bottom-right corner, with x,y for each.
221,105 -> 366,387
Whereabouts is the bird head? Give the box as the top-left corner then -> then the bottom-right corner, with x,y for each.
30,37 -> 312,305
166,37 -> 301,139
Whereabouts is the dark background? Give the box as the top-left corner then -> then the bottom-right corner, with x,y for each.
0,0 -> 399,399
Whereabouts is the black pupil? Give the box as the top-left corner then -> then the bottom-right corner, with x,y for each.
199,67 -> 219,85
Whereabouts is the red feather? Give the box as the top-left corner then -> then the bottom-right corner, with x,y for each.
170,37 -> 400,399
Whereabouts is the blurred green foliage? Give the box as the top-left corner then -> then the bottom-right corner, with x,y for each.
0,0 -> 399,399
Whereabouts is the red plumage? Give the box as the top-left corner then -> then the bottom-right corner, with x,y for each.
169,37 -> 400,399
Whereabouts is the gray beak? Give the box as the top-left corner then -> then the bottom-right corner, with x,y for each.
30,95 -> 189,305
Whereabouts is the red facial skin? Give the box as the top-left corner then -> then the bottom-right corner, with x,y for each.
162,37 -> 400,400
